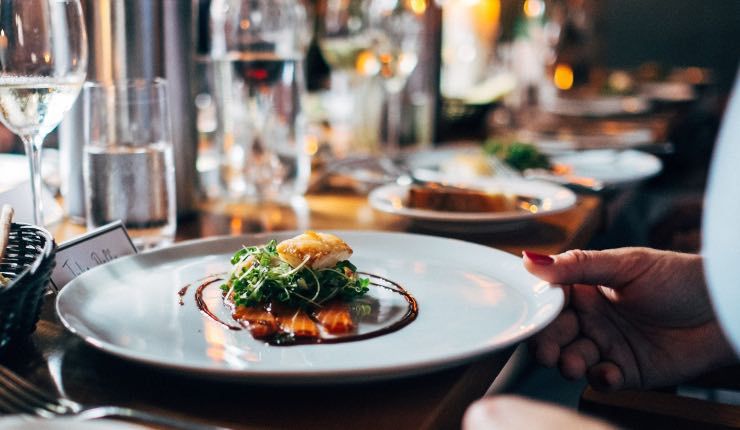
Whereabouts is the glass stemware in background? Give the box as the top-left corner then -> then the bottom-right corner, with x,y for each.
318,0 -> 373,82
316,0 -> 383,156
0,0 -> 87,226
296,0 -> 315,54
217,0 -> 310,202
366,0 -> 423,154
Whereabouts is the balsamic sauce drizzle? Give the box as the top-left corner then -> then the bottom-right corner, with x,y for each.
194,277 -> 241,331
186,272 -> 418,345
177,285 -> 189,305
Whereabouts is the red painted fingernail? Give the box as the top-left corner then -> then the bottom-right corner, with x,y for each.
523,250 -> 554,265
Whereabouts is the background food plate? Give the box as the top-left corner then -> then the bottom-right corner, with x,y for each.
540,93 -> 651,117
369,178 -> 577,224
550,149 -> 662,187
406,146 -> 661,189
56,231 -> 564,384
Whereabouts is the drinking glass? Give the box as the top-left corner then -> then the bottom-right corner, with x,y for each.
366,0 -> 423,153
317,0 -> 383,155
0,0 -> 87,226
214,0 -> 310,203
82,79 -> 176,250
318,0 -> 373,76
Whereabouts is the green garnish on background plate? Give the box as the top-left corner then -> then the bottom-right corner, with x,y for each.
484,138 -> 551,172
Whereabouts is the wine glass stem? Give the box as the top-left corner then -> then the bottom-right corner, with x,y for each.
386,88 -> 402,155
21,135 -> 45,226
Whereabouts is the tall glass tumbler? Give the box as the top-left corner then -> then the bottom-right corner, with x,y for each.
82,79 -> 177,250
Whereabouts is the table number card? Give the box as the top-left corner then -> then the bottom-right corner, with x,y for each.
50,221 -> 138,290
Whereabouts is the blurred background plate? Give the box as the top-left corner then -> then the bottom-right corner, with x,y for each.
550,149 -> 663,187
368,178 -> 577,227
515,120 -> 656,154
540,93 -> 651,117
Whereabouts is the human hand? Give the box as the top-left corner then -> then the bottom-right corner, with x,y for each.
523,247 -> 738,391
463,395 -> 614,430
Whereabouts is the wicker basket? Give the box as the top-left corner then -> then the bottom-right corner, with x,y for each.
0,223 -> 55,353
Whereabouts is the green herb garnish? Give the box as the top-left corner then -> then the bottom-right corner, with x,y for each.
484,138 -> 550,171
221,240 -> 370,309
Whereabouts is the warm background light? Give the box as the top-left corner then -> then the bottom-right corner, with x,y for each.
472,0 -> 500,39
408,0 -> 428,15
355,49 -> 379,76
523,0 -> 545,18
553,64 -> 574,90
304,135 -> 319,156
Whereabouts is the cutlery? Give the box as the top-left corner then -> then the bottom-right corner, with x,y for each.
0,365 -> 226,430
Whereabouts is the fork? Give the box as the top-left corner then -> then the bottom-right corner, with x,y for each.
0,365 -> 227,430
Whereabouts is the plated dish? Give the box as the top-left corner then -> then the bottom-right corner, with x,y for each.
368,178 -> 577,224
56,231 -> 563,383
406,146 -> 661,189
540,93 -> 651,117
549,149 -> 662,187
198,231 -> 417,346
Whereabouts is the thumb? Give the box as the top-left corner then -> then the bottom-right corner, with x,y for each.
522,248 -> 652,288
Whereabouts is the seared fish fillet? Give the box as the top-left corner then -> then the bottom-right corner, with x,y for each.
276,231 -> 353,269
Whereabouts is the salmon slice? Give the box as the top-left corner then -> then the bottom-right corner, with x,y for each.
273,306 -> 320,339
233,305 -> 279,339
314,302 -> 355,334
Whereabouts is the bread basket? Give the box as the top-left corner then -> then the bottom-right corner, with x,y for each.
0,223 -> 56,353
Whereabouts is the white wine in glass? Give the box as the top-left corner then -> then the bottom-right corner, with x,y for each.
0,0 -> 87,226
370,34 -> 419,93
318,0 -> 373,75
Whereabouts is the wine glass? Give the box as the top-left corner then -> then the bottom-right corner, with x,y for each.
366,0 -> 423,154
218,0 -> 310,202
0,0 -> 87,226
317,0 -> 387,156
318,0 -> 373,80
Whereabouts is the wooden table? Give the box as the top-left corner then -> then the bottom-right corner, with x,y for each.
5,192 -> 602,430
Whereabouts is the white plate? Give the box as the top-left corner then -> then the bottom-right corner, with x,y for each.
406,146 -> 487,180
56,231 -> 563,384
640,81 -> 696,102
406,146 -> 661,188
0,153 -> 63,226
550,149 -> 663,186
368,178 -> 577,224
540,93 -> 651,117
0,416 -> 148,430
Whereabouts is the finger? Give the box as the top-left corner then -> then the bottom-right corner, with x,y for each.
571,299 -> 643,388
559,338 -> 600,380
522,248 -> 653,288
530,309 -> 579,367
587,362 -> 626,391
